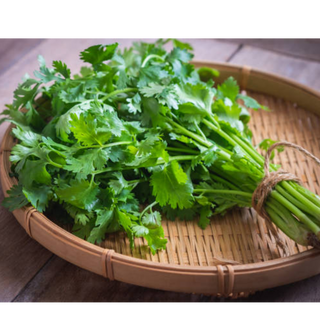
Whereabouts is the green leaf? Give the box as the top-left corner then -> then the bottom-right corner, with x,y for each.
172,39 -> 193,51
2,183 -> 29,211
69,113 -> 112,147
151,161 -> 194,209
167,47 -> 193,64
138,65 -> 169,88
258,138 -> 284,160
132,224 -> 149,237
144,227 -> 167,255
126,93 -> 141,114
87,209 -> 114,243
55,100 -> 92,142
141,97 -> 165,126
12,80 -> 40,108
112,54 -> 128,89
117,209 -> 134,246
197,66 -> 220,82
19,159 -> 51,188
72,219 -> 95,240
56,179 -> 99,210
23,184 -> 52,212
59,83 -> 85,103
175,82 -> 214,115
217,77 -> 239,102
237,94 -> 267,110
52,60 -> 71,79
108,172 -> 128,195
80,43 -> 118,67
140,83 -> 179,110
34,55 -> 62,83
212,99 -> 243,132
142,211 -> 162,229
12,126 -> 41,147
198,206 -> 213,229
64,148 -> 110,179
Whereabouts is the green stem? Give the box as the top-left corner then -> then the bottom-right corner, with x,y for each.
270,190 -> 320,235
168,155 -> 197,162
193,189 -> 252,198
167,118 -> 231,161
166,147 -> 199,155
93,155 -> 197,175
209,173 -> 240,191
265,201 -> 309,246
78,141 -> 132,149
288,181 -> 320,207
202,119 -> 261,166
194,121 -> 207,141
101,88 -> 138,101
281,181 -> 320,215
275,185 -> 315,217
141,54 -> 165,68
167,118 -> 211,148
141,201 -> 158,215
207,112 -> 220,129
47,159 -> 63,168
128,179 -> 146,185
229,133 -> 264,167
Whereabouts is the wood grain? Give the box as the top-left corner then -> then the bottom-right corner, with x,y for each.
0,186 -> 52,302
220,39 -> 320,62
13,255 -> 320,302
228,45 -> 320,91
0,39 -> 43,75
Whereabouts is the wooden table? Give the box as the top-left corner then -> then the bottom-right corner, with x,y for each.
1,39 -> 320,302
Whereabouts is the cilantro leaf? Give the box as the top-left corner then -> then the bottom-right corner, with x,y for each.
70,113 -> 112,147
151,161 -> 194,209
142,211 -> 162,229
80,43 -> 118,67
23,184 -> 52,212
2,183 -> 29,211
217,77 -> 239,102
53,60 -> 71,79
55,179 -> 99,210
87,209 -> 114,243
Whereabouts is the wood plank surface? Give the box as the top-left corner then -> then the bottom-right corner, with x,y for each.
1,39 -> 320,302
0,39 -> 43,75
0,188 -> 52,302
12,255 -> 320,302
220,39 -> 320,62
228,45 -> 320,91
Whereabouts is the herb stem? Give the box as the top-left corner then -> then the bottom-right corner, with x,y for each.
141,201 -> 158,215
101,88 -> 138,101
47,159 -> 63,168
166,147 -> 199,155
270,190 -> 320,235
78,141 -> 132,149
141,54 -> 165,68
193,189 -> 252,198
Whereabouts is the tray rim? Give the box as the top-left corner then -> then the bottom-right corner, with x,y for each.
1,60 -> 320,296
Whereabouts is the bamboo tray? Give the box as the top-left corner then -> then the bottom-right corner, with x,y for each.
1,61 -> 320,298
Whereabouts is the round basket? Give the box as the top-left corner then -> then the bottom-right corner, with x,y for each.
1,61 -> 320,298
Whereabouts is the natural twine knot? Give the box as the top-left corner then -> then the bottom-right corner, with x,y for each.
252,141 -> 320,254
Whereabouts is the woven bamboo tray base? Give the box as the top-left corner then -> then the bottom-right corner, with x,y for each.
1,62 -> 320,298
55,90 -> 319,298
98,92 -> 319,297
99,92 -> 319,262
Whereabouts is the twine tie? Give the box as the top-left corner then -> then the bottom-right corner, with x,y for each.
252,141 -> 320,252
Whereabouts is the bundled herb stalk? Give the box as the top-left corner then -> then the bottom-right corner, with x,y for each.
2,39 -> 320,254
